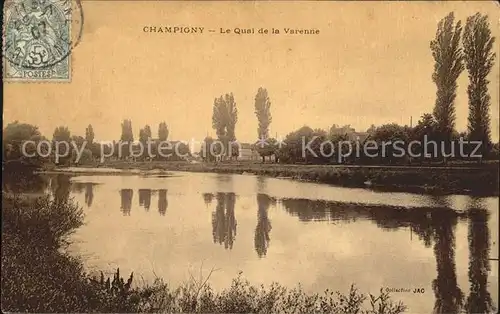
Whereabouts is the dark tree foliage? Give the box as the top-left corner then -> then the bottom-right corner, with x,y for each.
85,124 -> 94,145
430,12 -> 464,144
463,13 -> 496,158
158,122 -> 169,142
254,87 -> 272,140
120,119 -> 134,142
211,93 -> 238,159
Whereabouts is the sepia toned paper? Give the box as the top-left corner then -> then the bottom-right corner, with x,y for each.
2,1 -> 499,313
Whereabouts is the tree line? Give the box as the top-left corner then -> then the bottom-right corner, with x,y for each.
201,12 -> 498,165
2,119 -> 191,168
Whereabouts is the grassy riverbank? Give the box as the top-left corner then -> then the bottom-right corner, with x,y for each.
1,193 -> 407,313
68,160 -> 499,196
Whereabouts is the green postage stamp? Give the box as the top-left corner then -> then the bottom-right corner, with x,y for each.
3,0 -> 83,82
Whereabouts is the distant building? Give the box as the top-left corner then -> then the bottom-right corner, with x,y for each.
329,125 -> 356,136
238,143 -> 260,161
329,125 -> 370,143
347,132 -> 370,143
127,139 -> 190,161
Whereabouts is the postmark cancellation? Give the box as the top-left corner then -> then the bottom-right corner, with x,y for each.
3,0 -> 82,82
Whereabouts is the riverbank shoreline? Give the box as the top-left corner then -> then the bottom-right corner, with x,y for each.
43,161 -> 499,196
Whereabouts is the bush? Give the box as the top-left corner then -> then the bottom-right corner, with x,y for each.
134,272 -> 407,313
1,194 -> 142,312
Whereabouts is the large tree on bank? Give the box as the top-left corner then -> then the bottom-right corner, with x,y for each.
53,126 -> 72,164
463,13 -> 496,158
254,88 -> 274,162
3,121 -> 46,170
430,12 -> 464,147
212,96 -> 227,141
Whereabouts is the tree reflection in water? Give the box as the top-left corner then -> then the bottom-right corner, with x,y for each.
119,189 -> 133,216
51,174 -> 71,205
34,173 -> 494,313
84,183 -> 94,207
70,182 -> 96,207
138,189 -> 152,211
280,197 -> 495,313
430,210 -> 464,314
203,193 -> 214,208
158,189 -> 168,216
254,194 -> 274,258
465,203 -> 493,313
211,193 -> 237,250
2,172 -> 50,195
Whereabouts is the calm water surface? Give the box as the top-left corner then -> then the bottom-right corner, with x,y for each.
46,171 -> 499,313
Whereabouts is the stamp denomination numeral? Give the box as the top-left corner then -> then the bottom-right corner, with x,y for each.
3,0 -> 83,82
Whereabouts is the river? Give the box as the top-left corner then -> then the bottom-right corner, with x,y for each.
14,170 -> 499,313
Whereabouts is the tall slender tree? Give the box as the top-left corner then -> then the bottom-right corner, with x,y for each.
430,12 -> 464,148
139,125 -> 151,141
225,93 -> 238,159
120,119 -> 134,159
120,119 -> 134,142
212,96 -> 227,140
254,87 -> 272,140
158,122 -> 169,141
463,13 -> 496,158
137,125 -> 152,160
225,93 -> 238,142
85,124 -> 94,145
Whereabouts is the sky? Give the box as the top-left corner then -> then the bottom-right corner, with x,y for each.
4,0 -> 500,143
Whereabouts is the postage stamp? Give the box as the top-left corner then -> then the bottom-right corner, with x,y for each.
3,0 -> 83,82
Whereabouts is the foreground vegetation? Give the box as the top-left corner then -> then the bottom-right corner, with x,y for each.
1,193 -> 407,313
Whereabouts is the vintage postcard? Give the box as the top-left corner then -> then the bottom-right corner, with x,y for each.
2,1 -> 499,313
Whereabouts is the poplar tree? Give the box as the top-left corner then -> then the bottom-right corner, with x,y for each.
254,87 -> 272,140
463,13 -> 496,158
430,12 -> 464,155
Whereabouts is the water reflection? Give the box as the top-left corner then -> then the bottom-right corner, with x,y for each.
118,188 -> 168,215
256,176 -> 267,193
72,183 -> 96,207
280,197 -> 496,314
2,172 -> 50,195
255,194 -> 274,258
430,211 -> 464,313
203,193 -> 214,207
11,173 -> 495,313
120,189 -> 133,216
51,174 -> 71,205
211,193 -> 237,250
158,189 -> 168,216
85,184 -> 94,207
465,205 -> 493,313
281,198 -> 448,248
138,189 -> 152,211
282,198 -> 333,222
